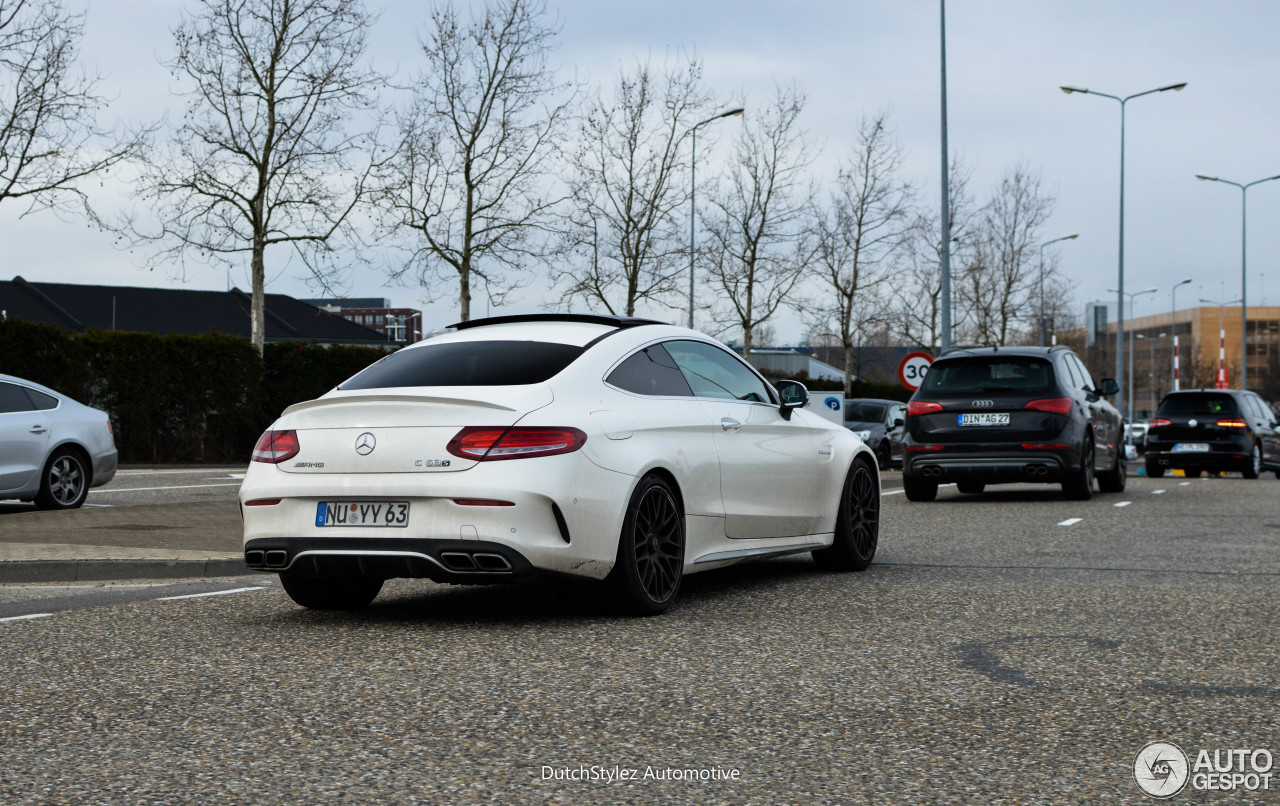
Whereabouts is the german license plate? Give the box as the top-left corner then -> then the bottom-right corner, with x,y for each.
958,413 -> 1010,426
315,501 -> 409,527
1172,443 -> 1210,453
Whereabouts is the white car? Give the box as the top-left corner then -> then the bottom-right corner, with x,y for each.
0,374 -> 118,509
239,315 -> 879,614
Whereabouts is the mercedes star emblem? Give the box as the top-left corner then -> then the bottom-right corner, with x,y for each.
355,432 -> 376,455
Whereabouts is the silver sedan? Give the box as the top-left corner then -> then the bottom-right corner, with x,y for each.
0,374 -> 117,509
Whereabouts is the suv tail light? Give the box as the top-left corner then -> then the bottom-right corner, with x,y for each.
906,401 -> 943,417
447,426 -> 587,461
1148,418 -> 1171,428
1216,418 -> 1247,428
1025,398 -> 1072,415
251,429 -> 299,463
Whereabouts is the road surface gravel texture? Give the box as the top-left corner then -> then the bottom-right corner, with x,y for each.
0,472 -> 1275,804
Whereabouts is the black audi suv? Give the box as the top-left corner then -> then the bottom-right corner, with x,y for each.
1143,389 -> 1280,479
901,346 -> 1125,501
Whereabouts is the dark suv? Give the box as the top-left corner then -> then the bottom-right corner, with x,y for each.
1144,389 -> 1280,479
901,346 -> 1125,501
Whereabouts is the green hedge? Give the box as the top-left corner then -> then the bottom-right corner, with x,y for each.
0,320 -> 388,463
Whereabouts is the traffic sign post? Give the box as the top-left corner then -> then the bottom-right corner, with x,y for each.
898,352 -> 934,391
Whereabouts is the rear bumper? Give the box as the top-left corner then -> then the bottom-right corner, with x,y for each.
1145,451 -> 1252,471
244,536 -> 536,583
904,449 -> 1076,484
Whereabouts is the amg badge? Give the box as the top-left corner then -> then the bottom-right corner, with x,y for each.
415,459 -> 451,468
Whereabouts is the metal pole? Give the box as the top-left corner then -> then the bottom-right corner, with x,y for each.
688,125 -> 697,329
1039,244 -> 1046,347
1117,100 -> 1126,418
1127,296 -> 1135,423
939,0 -> 952,353
1241,186 -> 1248,388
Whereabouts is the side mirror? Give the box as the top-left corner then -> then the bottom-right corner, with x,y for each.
1098,378 -> 1120,397
776,380 -> 809,421
893,417 -> 905,427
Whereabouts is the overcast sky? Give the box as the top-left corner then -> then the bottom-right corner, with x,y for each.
7,0 -> 1280,343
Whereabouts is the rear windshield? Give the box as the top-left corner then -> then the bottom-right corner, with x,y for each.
920,357 -> 1055,394
1157,393 -> 1239,417
846,402 -> 887,422
341,340 -> 583,389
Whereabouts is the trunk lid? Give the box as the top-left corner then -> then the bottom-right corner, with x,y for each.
909,394 -> 1072,444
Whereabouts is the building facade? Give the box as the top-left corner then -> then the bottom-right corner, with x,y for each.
302,298 -> 424,344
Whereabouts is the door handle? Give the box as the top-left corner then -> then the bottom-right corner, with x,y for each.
720,417 -> 742,431
29,425 -> 47,434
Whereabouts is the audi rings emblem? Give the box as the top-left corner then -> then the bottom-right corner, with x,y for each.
970,400 -> 995,408
354,432 -> 376,455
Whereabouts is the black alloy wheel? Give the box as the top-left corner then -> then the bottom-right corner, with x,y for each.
279,572 -> 383,610
35,449 -> 89,510
876,443 -> 891,471
1063,439 -> 1094,501
609,475 -> 685,615
1243,444 -> 1262,479
814,458 -> 880,571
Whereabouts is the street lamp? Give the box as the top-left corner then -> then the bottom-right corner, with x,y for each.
1061,80 -> 1186,415
687,107 -> 744,329
1169,277 -> 1191,390
1194,173 -> 1280,389
1038,233 -> 1078,346
1108,285 -> 1157,423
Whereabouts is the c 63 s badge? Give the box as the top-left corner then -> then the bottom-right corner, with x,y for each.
416,459 -> 451,468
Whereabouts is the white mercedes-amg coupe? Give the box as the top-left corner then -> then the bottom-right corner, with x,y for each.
239,314 -> 880,614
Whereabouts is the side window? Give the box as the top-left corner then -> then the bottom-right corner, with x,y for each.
1244,395 -> 1265,420
1059,357 -> 1081,390
23,388 -> 59,411
605,344 -> 693,397
663,340 -> 773,404
1071,356 -> 1096,391
891,405 -> 907,424
0,382 -> 35,414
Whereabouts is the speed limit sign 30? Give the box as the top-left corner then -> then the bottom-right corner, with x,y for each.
898,352 -> 933,390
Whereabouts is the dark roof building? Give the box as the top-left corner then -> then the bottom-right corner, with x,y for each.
0,276 -> 387,346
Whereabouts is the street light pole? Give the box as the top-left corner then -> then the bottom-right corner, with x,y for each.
1061,81 -> 1186,416
1108,286 -> 1157,423
1038,233 -> 1078,346
939,0 -> 952,352
1169,277 -> 1191,391
1194,173 -> 1280,389
687,107 -> 744,329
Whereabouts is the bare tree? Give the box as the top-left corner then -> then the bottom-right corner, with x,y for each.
957,163 -> 1055,346
700,86 -> 813,361
805,113 -> 912,397
556,55 -> 711,316
893,157 -> 974,354
372,0 -> 570,322
0,0 -> 143,218
136,0 -> 379,355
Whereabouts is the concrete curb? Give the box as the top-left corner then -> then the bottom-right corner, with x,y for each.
0,558 -> 255,584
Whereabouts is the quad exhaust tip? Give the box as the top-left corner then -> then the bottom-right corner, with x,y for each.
441,551 -> 513,573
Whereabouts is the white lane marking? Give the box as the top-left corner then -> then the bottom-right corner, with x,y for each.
82,503 -> 114,508
1180,482 -> 1191,486
157,586 -> 263,602
0,613 -> 53,623
1058,518 -> 1083,526
91,483 -> 241,495
1114,501 -> 1132,508
1152,489 -> 1166,495
115,468 -> 248,477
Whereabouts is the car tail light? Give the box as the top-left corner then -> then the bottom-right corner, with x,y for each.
452,498 -> 516,507
446,426 -> 588,461
245,499 -> 281,506
107,421 -> 114,436
1216,418 -> 1247,428
906,401 -> 943,417
1025,398 -> 1072,415
251,429 -> 300,463
1148,418 -> 1171,428
905,444 -> 943,452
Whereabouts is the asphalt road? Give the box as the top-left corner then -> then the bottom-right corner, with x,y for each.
1,472 -> 1277,804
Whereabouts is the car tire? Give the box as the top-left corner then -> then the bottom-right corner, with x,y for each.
278,572 -> 383,610
1146,461 -> 1165,478
813,457 -> 879,572
1243,443 -> 1262,480
1097,447 -> 1127,493
1185,469 -> 1202,479
1062,439 -> 1094,501
903,476 -> 938,502
956,481 -> 985,494
607,474 -> 685,616
34,448 -> 90,510
876,444 -> 890,471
